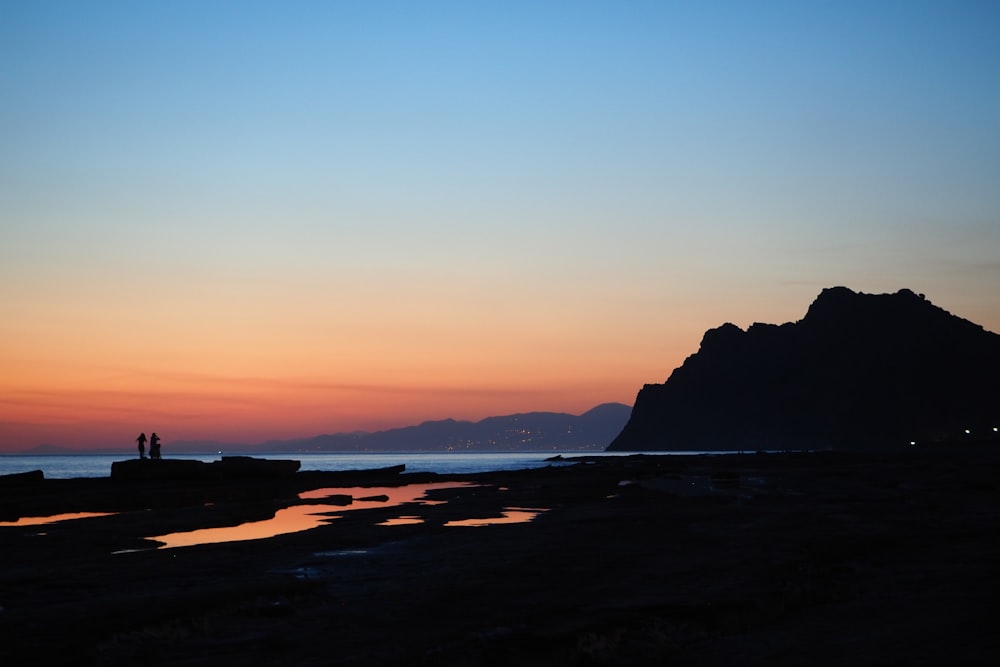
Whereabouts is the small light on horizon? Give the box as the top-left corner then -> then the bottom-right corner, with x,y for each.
965,429 -> 971,434
909,441 -> 916,446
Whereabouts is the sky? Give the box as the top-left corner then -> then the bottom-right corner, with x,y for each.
2,1 -> 999,450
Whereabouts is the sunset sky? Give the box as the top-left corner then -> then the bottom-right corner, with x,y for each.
2,2 -> 999,450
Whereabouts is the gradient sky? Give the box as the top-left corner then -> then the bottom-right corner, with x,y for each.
2,1 -> 999,450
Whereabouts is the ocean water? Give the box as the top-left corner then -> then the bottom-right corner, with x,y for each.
0,451 -> 641,479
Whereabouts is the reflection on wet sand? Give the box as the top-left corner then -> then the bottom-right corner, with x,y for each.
149,482 -> 475,549
0,511 -> 115,527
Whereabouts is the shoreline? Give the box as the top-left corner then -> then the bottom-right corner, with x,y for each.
3,449 -> 999,665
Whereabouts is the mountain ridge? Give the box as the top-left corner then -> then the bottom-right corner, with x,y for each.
608,287 -> 1000,451
279,402 -> 632,453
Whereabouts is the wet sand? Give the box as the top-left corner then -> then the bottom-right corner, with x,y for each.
2,450 -> 999,666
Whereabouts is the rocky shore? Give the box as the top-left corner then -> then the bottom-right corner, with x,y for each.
2,449 -> 999,666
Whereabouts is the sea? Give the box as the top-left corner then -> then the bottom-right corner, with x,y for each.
0,451 -> 668,480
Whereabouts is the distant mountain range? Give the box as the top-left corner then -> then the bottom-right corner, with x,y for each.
260,402 -> 632,453
22,403 -> 632,454
610,287 -> 1000,451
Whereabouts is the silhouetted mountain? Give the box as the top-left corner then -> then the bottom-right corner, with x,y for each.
269,403 -> 633,452
608,287 -> 1000,451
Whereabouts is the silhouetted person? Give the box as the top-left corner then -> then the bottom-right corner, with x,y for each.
149,432 -> 161,460
136,432 -> 147,459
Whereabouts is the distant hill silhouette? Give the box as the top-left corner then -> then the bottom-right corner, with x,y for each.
608,287 -> 1000,451
263,403 -> 633,453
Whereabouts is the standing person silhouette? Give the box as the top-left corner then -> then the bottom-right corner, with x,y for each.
136,432 -> 147,459
149,432 -> 161,460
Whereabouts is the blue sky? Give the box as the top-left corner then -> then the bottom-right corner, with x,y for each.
2,1 -> 999,447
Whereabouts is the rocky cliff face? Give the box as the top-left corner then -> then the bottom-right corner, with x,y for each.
608,287 -> 1000,451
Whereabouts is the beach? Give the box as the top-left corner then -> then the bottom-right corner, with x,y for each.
2,450 -> 999,666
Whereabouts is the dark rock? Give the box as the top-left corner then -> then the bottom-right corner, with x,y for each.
215,456 -> 301,478
356,494 -> 390,503
110,456 -> 300,481
0,469 -> 45,485
609,287 -> 1000,451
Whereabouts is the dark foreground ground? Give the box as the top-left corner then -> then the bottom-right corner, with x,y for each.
2,449 -> 999,666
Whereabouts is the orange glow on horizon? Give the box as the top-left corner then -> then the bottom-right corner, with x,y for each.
0,349 -> 669,450
0,257 -> 710,452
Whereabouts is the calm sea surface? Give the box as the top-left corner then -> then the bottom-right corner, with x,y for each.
0,451 -> 667,479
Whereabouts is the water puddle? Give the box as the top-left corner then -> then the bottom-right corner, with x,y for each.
149,503 -> 345,549
0,511 -> 115,527
145,482 -> 475,550
379,515 -> 424,526
299,482 -> 474,505
444,507 -> 546,527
